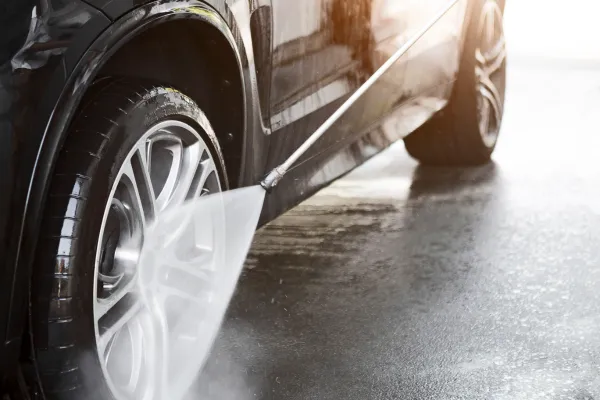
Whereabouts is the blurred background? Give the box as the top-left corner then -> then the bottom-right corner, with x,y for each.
506,0 -> 600,63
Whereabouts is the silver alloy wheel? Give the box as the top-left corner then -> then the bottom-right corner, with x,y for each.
475,1 -> 506,147
93,120 -> 222,400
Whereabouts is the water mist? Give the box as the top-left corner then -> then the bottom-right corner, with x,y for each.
112,186 -> 265,400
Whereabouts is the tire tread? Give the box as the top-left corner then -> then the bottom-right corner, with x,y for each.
31,79 -> 166,398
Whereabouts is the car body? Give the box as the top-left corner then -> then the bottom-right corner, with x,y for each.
0,0 -> 506,396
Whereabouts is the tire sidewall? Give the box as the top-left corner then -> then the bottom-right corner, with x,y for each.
38,86 -> 227,400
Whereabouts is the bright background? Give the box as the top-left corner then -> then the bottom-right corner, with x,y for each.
505,0 -> 600,62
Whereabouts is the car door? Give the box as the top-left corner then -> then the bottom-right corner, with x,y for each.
264,0 -> 415,172
264,0 -> 365,171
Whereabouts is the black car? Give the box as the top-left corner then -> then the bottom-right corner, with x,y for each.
0,0 -> 506,398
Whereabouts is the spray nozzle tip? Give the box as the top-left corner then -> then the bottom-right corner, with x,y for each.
260,167 -> 286,191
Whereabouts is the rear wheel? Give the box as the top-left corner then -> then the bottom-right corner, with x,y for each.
30,80 -> 227,400
404,0 -> 507,165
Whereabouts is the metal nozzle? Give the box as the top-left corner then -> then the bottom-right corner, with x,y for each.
260,166 -> 287,191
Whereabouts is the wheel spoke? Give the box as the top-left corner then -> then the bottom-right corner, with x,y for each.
485,3 -> 495,49
156,206 -> 216,277
125,317 -> 144,393
478,95 -> 491,135
195,157 -> 217,196
166,141 -> 207,207
155,139 -> 184,212
486,43 -> 506,77
477,40 -> 506,77
96,277 -> 138,320
141,302 -> 169,400
104,329 -> 120,365
476,2 -> 506,78
477,71 -> 503,127
98,294 -> 143,354
158,285 -> 210,310
120,155 -> 155,230
134,142 -> 158,220
152,222 -> 215,303
161,247 -> 214,282
156,313 -> 169,400
487,32 -> 506,62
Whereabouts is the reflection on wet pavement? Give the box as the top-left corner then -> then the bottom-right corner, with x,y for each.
191,56 -> 600,399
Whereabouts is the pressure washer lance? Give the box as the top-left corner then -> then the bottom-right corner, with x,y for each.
260,0 -> 458,191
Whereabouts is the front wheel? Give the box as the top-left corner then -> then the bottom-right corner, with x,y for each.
404,0 -> 507,165
30,80 -> 227,400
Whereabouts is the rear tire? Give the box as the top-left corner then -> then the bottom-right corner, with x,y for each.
404,0 -> 507,166
30,79 -> 227,400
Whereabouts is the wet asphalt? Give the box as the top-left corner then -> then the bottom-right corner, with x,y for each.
192,52 -> 600,399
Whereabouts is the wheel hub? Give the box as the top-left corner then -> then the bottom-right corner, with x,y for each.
93,120 -> 222,400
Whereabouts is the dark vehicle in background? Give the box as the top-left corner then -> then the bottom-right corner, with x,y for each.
0,0 -> 506,398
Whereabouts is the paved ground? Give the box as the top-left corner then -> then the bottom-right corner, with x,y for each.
192,25 -> 600,400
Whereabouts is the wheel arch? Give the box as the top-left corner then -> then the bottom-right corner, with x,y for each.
95,18 -> 246,188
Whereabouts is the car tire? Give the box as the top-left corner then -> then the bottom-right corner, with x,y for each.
403,0 -> 507,166
29,79 -> 227,400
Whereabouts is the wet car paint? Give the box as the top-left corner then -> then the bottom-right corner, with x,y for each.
0,0 -> 471,388
262,0 -> 469,221
266,0 -> 466,167
0,0 -> 110,385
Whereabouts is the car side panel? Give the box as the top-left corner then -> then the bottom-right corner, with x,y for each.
263,0 -> 364,173
261,0 -> 466,222
263,0 -> 415,170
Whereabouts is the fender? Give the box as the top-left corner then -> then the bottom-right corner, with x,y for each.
4,0 -> 261,375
